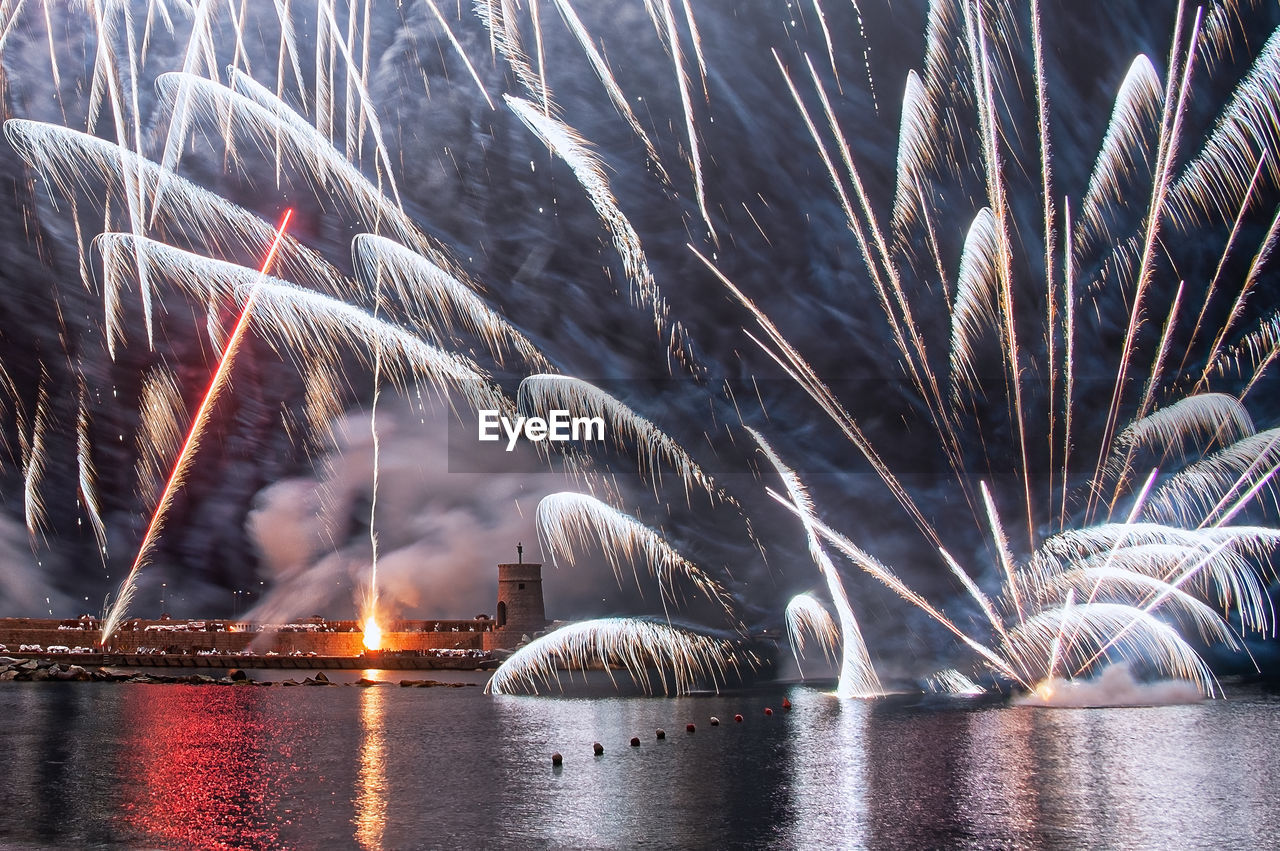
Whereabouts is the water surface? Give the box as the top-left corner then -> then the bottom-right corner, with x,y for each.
2,676 -> 1277,849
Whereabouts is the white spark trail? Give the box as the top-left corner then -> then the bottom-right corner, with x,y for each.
535,492 -> 735,623
753,427 -> 882,698
518,375 -> 717,502
785,593 -> 840,668
658,0 -> 714,240
76,396 -> 108,558
505,96 -> 693,367
485,618 -> 741,696
353,234 -> 551,372
547,0 -> 668,181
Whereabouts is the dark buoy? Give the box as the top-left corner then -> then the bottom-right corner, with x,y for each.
764,707 -> 774,716
656,729 -> 666,739
686,723 -> 696,733
630,736 -> 641,747
710,716 -> 720,726
551,752 -> 563,766
782,698 -> 792,711
593,742 -> 604,756
734,714 -> 743,723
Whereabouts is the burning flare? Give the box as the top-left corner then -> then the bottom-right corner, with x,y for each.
362,616 -> 383,652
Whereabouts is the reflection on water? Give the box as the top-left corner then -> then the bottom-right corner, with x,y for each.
789,693 -> 870,847
0,677 -> 1278,849
114,687 -> 291,848
354,680 -> 388,850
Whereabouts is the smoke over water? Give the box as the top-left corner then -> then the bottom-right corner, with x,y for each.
1015,664 -> 1205,708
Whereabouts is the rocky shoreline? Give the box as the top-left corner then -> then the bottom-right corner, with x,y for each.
0,657 -> 478,688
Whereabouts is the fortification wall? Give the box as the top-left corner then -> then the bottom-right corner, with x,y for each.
0,623 -> 488,654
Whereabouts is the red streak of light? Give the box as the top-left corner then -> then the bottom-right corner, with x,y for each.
103,210 -> 293,641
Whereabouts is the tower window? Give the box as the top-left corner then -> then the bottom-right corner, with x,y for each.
518,583 -> 526,590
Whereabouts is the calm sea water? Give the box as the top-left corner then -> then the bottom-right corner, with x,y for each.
1,673 -> 1277,849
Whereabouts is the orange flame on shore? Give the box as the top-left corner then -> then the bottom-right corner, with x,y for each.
362,615 -> 383,652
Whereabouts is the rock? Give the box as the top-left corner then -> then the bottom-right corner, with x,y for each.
91,669 -> 125,682
30,668 -> 52,681
18,660 -> 38,671
0,671 -> 17,681
282,679 -> 300,686
52,665 -> 89,681
313,672 -> 329,683
227,668 -> 248,682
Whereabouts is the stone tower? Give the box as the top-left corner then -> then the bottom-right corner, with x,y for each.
494,545 -> 547,645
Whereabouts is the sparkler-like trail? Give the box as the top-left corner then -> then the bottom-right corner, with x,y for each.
100,208 -> 294,644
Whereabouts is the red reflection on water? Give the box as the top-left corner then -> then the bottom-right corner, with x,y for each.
115,686 -> 296,850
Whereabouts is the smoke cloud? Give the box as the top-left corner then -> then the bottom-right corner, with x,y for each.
0,514 -> 72,617
1014,664 -> 1204,708
243,392 -> 648,625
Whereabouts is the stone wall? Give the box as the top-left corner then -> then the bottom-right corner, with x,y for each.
0,620 -> 490,654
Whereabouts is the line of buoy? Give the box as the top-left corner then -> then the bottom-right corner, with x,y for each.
551,695 -> 795,767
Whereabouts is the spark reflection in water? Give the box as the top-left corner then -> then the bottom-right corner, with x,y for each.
786,690 -> 871,847
354,677 -> 389,850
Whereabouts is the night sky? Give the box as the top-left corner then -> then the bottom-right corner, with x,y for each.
0,0 -> 1278,681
